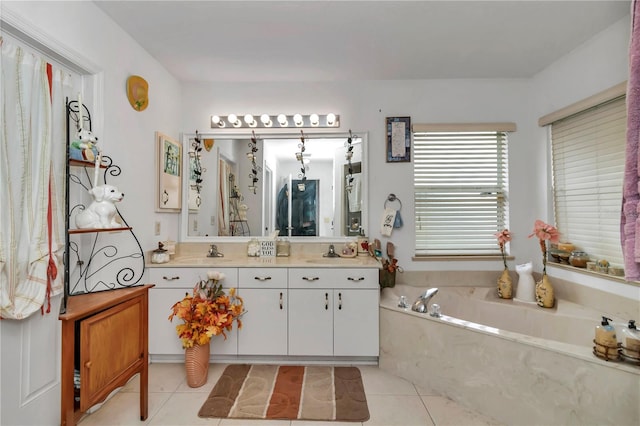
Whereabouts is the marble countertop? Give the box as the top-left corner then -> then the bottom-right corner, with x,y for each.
146,242 -> 382,269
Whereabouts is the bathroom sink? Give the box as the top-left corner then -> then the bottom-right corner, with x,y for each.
171,256 -> 234,265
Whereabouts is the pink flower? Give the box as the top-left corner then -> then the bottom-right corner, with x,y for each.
494,229 -> 512,245
528,220 -> 560,243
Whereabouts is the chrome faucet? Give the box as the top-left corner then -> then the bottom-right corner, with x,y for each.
322,244 -> 341,258
207,244 -> 224,258
411,288 -> 439,313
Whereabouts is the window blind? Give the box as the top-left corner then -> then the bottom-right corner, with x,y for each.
551,96 -> 626,265
413,131 -> 509,255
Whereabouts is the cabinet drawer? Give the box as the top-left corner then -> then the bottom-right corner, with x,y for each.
147,267 -> 238,288
238,268 -> 287,288
288,268 -> 378,289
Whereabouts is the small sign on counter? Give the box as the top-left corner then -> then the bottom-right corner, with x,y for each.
260,240 -> 276,257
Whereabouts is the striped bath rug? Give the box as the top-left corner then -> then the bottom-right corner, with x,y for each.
198,364 -> 369,421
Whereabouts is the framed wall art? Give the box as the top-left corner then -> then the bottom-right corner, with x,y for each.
386,116 -> 411,162
156,132 -> 182,212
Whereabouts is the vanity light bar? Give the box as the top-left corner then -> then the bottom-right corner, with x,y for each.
211,113 -> 340,129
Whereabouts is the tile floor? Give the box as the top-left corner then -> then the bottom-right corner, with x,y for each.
78,363 -> 502,426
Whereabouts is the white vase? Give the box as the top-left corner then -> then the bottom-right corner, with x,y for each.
515,262 -> 536,303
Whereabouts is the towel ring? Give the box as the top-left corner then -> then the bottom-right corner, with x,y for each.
384,193 -> 402,210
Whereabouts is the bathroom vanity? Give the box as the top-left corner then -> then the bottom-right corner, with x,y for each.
146,243 -> 380,363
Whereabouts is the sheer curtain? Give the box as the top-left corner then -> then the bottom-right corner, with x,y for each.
621,0 -> 640,281
0,37 -> 70,319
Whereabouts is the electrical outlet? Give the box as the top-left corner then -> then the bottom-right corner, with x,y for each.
194,219 -> 198,231
154,221 -> 161,236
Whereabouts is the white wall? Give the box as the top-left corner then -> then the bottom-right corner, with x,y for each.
531,15 -> 632,296
181,78 -> 541,271
1,1 -> 182,424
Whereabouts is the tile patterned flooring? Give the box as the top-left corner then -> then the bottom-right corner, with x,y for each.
78,363 -> 502,426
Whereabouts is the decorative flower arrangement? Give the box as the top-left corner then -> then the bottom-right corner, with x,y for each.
168,271 -> 244,348
494,229 -> 513,299
494,229 -> 512,269
528,220 -> 560,275
528,220 -> 560,308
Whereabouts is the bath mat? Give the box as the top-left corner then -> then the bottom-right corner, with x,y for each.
198,364 -> 369,422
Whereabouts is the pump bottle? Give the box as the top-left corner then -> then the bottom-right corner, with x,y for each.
595,316 -> 619,360
620,320 -> 640,360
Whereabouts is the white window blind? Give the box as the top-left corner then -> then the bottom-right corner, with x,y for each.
414,130 -> 509,255
551,96 -> 626,265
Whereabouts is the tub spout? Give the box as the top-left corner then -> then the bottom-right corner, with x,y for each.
411,288 -> 439,313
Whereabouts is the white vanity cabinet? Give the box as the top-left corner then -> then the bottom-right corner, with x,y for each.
237,268 -> 288,356
147,267 -> 239,357
288,268 -> 379,357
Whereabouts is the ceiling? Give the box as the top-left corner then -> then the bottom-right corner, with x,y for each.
94,0 -> 631,83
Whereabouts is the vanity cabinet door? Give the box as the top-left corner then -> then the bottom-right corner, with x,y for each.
149,288 -> 191,355
237,288 -> 288,355
288,289 -> 334,356
333,289 -> 379,356
147,268 -> 239,356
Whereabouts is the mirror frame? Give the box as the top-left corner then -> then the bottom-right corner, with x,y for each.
179,130 -> 368,243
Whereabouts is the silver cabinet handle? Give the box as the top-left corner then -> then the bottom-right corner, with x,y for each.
338,292 -> 342,310
254,276 -> 272,281
347,277 -> 365,281
162,276 -> 180,281
303,276 -> 319,281
279,292 -> 283,310
325,292 -> 329,310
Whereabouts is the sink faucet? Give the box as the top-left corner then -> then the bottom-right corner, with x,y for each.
322,244 -> 341,258
411,288 -> 439,313
207,244 -> 224,258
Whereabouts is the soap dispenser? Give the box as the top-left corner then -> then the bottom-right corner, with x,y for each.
620,320 -> 640,360
594,316 -> 619,360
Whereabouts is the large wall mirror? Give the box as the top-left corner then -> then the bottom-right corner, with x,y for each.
180,131 -> 367,241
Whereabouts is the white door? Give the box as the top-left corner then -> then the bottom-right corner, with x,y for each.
288,289 -> 333,356
333,289 -> 379,356
237,288 -> 287,355
0,26 -> 84,425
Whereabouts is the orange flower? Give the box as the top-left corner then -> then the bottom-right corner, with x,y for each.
495,229 -> 512,269
528,220 -> 560,275
169,272 -> 244,348
494,229 -> 512,245
528,220 -> 560,243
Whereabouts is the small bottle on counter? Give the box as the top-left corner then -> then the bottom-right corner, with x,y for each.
594,316 -> 619,360
247,238 -> 260,257
276,238 -> 290,257
151,242 -> 170,264
619,320 -> 640,360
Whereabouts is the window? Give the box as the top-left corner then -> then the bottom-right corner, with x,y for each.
413,124 -> 512,255
550,96 -> 626,265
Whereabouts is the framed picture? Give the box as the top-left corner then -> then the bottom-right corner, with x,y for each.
386,116 -> 411,162
156,132 -> 182,212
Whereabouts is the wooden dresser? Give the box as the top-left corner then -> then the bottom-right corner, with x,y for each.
59,285 -> 153,426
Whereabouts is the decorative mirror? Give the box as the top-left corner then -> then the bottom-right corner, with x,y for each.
180,131 -> 367,241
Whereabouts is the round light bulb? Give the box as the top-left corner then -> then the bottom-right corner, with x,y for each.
277,114 -> 288,126
212,115 -> 224,127
260,114 -> 272,126
228,114 -> 239,126
310,113 -> 319,126
294,113 -> 303,126
326,113 -> 336,126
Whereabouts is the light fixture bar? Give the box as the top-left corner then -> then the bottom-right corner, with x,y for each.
211,114 -> 340,129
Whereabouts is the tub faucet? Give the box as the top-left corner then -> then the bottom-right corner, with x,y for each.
411,288 -> 439,313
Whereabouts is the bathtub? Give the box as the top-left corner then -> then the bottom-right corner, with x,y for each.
379,284 -> 640,426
